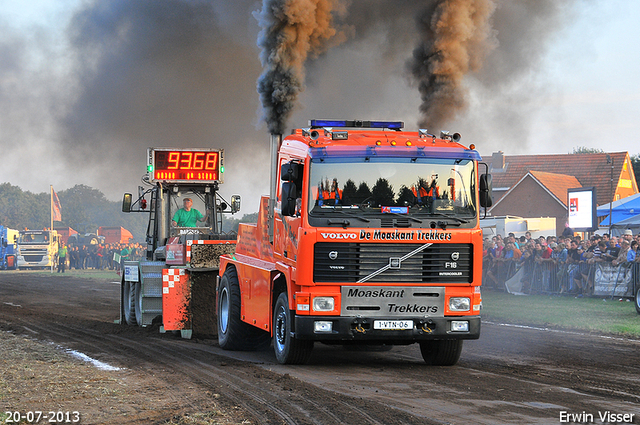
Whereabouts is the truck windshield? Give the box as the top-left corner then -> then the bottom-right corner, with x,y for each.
308,157 -> 477,219
18,233 -> 49,244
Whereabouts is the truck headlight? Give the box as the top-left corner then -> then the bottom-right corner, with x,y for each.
451,321 -> 469,332
312,297 -> 334,312
449,297 -> 470,312
314,321 -> 333,332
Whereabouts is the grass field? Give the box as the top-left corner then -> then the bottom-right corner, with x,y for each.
481,289 -> 640,337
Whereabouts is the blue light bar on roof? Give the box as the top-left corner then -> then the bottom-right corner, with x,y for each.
309,145 -> 482,161
309,119 -> 404,129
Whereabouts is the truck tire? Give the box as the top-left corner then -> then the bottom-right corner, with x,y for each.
419,340 -> 463,366
273,292 -> 313,364
635,284 -> 640,315
217,267 -> 270,351
134,281 -> 144,327
122,278 -> 137,326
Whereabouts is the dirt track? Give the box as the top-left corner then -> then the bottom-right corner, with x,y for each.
1,271 -> 639,424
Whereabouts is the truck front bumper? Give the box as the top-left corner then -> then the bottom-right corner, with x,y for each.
294,315 -> 480,342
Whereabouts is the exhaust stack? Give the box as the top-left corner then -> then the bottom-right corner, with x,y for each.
268,133 -> 282,242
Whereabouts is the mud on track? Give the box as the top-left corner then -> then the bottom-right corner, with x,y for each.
1,271 -> 640,424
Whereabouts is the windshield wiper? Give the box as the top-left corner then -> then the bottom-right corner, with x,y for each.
425,212 -> 470,224
380,211 -> 422,224
327,209 -> 371,224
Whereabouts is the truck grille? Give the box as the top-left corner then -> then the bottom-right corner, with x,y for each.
24,255 -> 45,262
314,243 -> 472,283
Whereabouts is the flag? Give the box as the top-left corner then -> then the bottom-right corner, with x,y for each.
51,187 -> 62,222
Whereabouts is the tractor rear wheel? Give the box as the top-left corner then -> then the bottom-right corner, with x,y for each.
122,277 -> 137,326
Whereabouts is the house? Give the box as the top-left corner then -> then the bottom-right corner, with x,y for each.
484,151 -> 638,236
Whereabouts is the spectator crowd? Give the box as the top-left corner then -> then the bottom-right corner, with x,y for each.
58,242 -> 145,271
483,229 -> 640,296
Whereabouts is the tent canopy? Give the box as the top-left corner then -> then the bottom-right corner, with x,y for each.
597,193 -> 640,226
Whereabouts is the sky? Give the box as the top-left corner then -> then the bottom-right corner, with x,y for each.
1,0 -> 639,215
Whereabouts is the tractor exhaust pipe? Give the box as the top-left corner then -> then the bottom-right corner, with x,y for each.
268,133 -> 282,242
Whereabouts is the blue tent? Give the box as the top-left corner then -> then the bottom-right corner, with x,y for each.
597,193 -> 640,226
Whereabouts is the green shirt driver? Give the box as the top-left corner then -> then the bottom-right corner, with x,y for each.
172,198 -> 208,227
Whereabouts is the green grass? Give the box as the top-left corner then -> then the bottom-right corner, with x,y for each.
481,289 -> 640,337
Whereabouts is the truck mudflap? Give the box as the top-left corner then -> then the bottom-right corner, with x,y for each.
293,315 -> 481,342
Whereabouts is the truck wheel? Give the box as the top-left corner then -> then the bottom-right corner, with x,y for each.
273,292 -> 313,364
635,285 -> 640,315
134,281 -> 144,327
122,278 -> 137,326
419,340 -> 463,366
218,267 -> 270,351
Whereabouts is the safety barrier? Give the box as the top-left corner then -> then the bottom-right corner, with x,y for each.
483,257 -> 638,298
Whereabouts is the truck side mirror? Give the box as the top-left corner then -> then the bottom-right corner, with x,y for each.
281,162 -> 300,181
231,195 -> 241,213
281,182 -> 297,217
122,193 -> 132,213
479,174 -> 493,208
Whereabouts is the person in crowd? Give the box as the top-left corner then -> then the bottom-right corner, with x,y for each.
507,234 -> 519,250
120,244 -> 130,270
563,240 -> 583,294
69,246 -> 78,270
549,242 -> 568,293
57,241 -> 67,273
96,244 -> 105,270
629,240 -> 639,262
536,241 -> 554,291
576,245 -> 592,295
78,245 -> 87,269
519,242 -> 537,292
589,241 -> 607,263
483,240 -> 497,287
524,231 -> 532,244
612,240 -> 631,267
562,221 -> 574,237
604,238 -> 620,260
505,241 -> 522,260
494,238 -> 504,258
551,242 -> 567,263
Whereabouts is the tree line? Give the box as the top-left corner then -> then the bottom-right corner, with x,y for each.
0,183 -> 257,240
0,183 -> 148,240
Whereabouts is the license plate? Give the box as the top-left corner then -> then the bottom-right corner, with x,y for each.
373,320 -> 413,330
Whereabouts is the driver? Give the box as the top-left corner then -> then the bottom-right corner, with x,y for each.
171,198 -> 208,227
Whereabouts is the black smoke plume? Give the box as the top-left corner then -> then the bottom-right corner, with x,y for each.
255,0 -> 346,135
408,0 -> 498,131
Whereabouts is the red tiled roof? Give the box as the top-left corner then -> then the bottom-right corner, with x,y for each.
528,171 -> 582,207
486,152 -> 628,206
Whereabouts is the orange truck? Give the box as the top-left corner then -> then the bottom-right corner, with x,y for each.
53,227 -> 78,245
217,120 -> 493,365
98,226 -> 133,244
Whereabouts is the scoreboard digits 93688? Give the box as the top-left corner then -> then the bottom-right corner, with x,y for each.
148,148 -> 223,183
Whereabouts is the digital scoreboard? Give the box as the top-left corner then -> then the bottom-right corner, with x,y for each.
148,148 -> 223,183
